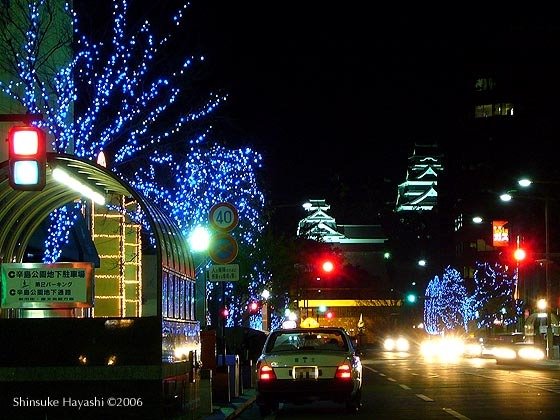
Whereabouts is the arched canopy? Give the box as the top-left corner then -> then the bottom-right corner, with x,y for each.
0,153 -> 195,313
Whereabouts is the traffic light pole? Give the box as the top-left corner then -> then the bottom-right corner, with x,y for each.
544,197 -> 554,359
506,181 -> 556,359
514,235 -> 524,333
262,302 -> 269,332
221,281 -> 226,365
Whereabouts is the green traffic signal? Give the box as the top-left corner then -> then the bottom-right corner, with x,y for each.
406,293 -> 417,304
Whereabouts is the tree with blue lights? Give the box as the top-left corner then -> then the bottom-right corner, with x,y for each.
424,266 -> 471,335
438,266 -> 471,331
423,262 -> 519,335
424,274 -> 444,335
471,261 -> 519,329
0,0 -> 273,328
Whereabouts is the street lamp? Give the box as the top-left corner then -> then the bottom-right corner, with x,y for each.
189,225 -> 211,252
188,225 -> 211,327
517,178 -> 553,359
472,215 -> 484,224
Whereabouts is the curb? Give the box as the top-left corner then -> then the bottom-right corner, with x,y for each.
226,393 -> 257,419
204,389 -> 257,420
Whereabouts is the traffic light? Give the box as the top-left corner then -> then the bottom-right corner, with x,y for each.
248,301 -> 260,313
513,247 -> 526,262
317,305 -> 334,319
321,260 -> 334,273
318,257 -> 338,277
7,125 -> 47,191
219,307 -> 229,319
406,293 -> 417,304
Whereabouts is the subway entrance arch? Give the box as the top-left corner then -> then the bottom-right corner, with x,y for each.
0,153 -> 199,418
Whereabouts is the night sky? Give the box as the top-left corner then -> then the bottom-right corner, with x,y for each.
123,2 -> 560,229
186,2 -> 462,201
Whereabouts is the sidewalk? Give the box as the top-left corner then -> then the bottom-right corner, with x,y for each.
203,388 -> 257,420
532,358 -> 560,369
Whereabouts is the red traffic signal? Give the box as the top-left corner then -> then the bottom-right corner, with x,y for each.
248,301 -> 259,313
325,310 -> 335,320
317,254 -> 338,276
8,125 -> 47,191
219,307 -> 229,318
321,260 -> 334,273
513,248 -> 526,262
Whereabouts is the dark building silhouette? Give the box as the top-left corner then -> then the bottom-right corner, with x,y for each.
438,35 -> 560,327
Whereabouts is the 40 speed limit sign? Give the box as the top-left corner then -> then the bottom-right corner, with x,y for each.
209,202 -> 239,232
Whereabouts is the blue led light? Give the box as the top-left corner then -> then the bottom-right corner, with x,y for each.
2,0 -> 275,327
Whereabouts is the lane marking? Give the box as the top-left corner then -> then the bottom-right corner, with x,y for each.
399,384 -> 411,390
416,394 -> 434,402
443,407 -> 471,419
465,371 -> 560,394
387,377 -> 396,382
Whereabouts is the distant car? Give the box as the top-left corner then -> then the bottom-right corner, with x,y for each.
383,335 -> 411,352
493,342 -> 546,365
462,337 -> 484,358
255,326 -> 363,416
419,335 -> 465,361
481,333 -> 525,358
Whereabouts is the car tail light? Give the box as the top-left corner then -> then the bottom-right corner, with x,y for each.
335,363 -> 352,379
258,364 -> 277,381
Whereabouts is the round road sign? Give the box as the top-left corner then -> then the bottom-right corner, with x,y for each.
209,202 -> 239,232
209,233 -> 238,264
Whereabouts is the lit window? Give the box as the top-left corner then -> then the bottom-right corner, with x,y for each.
474,77 -> 495,91
494,103 -> 514,116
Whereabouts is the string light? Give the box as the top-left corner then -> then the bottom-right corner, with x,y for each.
2,0 -> 274,327
424,263 -> 519,335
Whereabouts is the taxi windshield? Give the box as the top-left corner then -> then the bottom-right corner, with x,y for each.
266,330 -> 349,353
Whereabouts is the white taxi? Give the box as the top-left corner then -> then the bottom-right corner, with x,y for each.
256,327 -> 362,416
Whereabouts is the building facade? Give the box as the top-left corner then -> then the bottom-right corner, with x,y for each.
296,199 -> 403,344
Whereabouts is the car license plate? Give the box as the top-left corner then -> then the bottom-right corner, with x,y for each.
292,366 -> 318,380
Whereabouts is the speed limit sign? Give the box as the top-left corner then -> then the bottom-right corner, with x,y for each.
209,202 -> 239,232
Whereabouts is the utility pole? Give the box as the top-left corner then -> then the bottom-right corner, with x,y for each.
544,196 -> 553,359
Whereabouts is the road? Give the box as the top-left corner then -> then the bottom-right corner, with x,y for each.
238,348 -> 560,419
